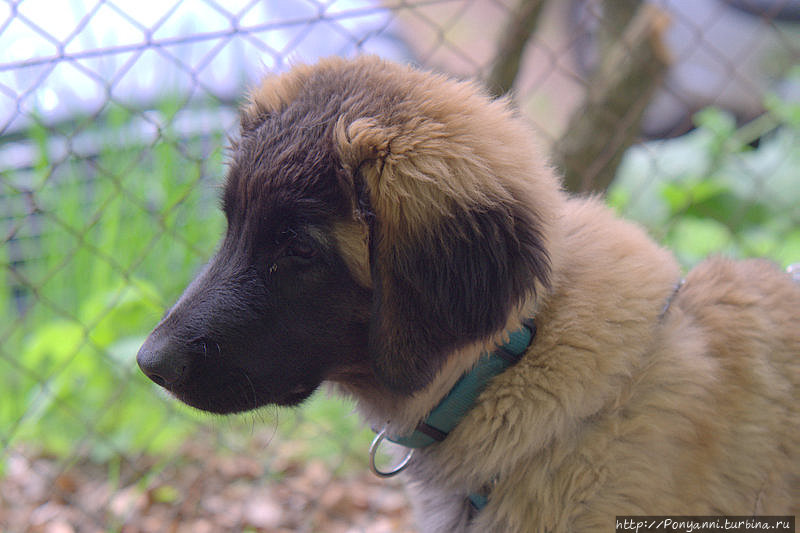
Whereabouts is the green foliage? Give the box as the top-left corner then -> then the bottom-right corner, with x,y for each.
7,283 -> 199,460
1,103 -> 226,460
610,94 -> 800,267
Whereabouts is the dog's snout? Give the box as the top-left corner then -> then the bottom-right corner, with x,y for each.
136,333 -> 190,388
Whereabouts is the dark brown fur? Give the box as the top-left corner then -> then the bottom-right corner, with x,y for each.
138,57 -> 552,405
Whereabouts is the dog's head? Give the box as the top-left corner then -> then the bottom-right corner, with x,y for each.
137,57 -> 556,414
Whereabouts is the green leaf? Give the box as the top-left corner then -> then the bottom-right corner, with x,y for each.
764,92 -> 800,127
665,217 -> 734,266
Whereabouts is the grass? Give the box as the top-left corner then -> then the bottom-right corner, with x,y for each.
1,102 -> 228,461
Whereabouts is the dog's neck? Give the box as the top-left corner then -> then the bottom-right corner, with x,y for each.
330,297 -> 542,439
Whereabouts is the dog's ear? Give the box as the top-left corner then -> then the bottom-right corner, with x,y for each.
335,116 -> 551,393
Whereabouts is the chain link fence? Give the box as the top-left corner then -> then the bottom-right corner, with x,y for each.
1,0 -> 799,531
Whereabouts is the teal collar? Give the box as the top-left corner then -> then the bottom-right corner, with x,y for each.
388,319 -> 536,449
369,318 -> 537,504
368,319 -> 536,511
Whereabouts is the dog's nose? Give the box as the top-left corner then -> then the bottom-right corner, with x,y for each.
136,333 -> 189,388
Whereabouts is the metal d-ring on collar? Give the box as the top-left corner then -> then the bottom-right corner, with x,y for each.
369,428 -> 415,477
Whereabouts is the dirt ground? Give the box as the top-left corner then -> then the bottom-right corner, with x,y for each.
0,434 -> 416,533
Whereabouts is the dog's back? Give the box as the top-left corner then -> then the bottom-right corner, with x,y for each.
585,257 -> 800,522
666,258 -> 800,513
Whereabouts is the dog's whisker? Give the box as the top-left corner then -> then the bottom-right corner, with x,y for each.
242,371 -> 258,412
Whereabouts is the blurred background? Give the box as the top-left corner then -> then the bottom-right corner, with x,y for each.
1,0 -> 798,531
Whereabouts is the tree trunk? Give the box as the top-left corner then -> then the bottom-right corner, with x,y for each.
487,0 -> 548,96
556,3 -> 671,193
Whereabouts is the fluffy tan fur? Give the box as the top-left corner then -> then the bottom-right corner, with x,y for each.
245,63 -> 315,118
361,203 -> 799,533
424,205 -> 799,532
253,57 -> 799,532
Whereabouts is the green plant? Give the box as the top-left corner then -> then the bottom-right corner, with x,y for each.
610,93 -> 800,267
1,102 -> 227,460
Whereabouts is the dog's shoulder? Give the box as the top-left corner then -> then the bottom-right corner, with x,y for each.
549,196 -> 682,322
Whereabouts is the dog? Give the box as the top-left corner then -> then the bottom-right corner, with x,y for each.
137,56 -> 799,532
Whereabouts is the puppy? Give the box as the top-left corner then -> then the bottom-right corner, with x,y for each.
137,56 -> 799,532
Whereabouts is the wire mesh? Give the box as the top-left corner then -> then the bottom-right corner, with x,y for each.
1,0 -> 798,531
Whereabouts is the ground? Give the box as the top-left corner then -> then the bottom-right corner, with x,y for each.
0,429 -> 416,533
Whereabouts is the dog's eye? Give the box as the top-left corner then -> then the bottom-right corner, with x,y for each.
286,240 -> 317,260
273,225 -> 320,263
